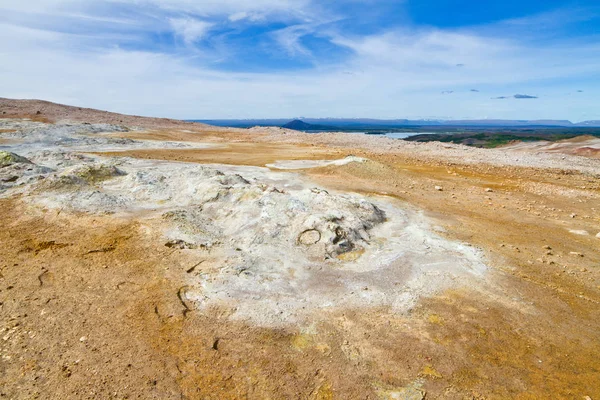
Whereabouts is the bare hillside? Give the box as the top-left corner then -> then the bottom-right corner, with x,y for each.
0,97 -> 213,130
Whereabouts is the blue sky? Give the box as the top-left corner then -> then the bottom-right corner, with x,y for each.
0,0 -> 599,121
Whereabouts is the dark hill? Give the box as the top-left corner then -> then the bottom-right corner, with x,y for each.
281,120 -> 335,131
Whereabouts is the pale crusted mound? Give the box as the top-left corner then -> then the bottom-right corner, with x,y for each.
9,152 -> 486,326
0,119 -> 487,328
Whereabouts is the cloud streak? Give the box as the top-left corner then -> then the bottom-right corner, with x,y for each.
493,94 -> 539,99
513,94 -> 538,99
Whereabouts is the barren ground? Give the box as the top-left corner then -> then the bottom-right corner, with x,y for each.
1,101 -> 599,399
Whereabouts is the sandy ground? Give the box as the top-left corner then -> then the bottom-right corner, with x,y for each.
1,103 -> 600,399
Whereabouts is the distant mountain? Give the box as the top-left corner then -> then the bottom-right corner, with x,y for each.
296,118 -> 576,127
577,121 -> 600,127
441,119 -> 573,127
281,120 -> 335,131
192,118 -> 600,129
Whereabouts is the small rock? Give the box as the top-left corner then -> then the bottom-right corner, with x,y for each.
435,186 -> 443,191
570,213 -> 577,218
596,232 -> 600,239
165,240 -> 196,249
0,151 -> 32,167
543,245 -> 552,250
79,336 -> 87,342
1,176 -> 18,183
569,252 -> 584,257
485,188 -> 493,192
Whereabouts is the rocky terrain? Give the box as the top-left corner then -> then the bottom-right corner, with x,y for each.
1,100 -> 599,399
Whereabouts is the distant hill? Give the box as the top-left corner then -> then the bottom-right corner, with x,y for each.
281,120 -> 335,131
577,120 -> 600,127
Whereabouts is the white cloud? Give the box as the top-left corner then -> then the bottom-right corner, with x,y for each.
229,11 -> 249,22
228,11 -> 265,22
138,0 -> 312,17
0,2 -> 599,121
169,17 -> 213,44
331,29 -> 600,88
272,24 -> 314,56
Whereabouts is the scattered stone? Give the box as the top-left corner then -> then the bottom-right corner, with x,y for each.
0,151 -> 31,167
1,176 -> 18,183
165,240 -> 196,250
79,336 -> 87,342
435,186 -> 443,191
569,252 -> 584,257
485,188 -> 493,192
61,365 -> 72,378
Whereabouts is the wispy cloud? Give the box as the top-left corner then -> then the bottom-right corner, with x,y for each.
0,1 -> 599,121
272,24 -> 314,56
493,94 -> 538,99
169,17 -> 213,44
228,11 -> 262,22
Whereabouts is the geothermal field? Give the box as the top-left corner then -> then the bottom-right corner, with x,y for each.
0,99 -> 599,399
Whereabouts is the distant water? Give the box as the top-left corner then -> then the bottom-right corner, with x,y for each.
310,130 -> 437,139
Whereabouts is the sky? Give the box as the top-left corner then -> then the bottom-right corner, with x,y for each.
0,0 -> 599,121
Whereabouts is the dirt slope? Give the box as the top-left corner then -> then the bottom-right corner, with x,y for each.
0,98 -> 212,130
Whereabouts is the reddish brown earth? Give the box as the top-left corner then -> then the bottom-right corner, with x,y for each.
0,98 -> 213,129
1,100 -> 599,399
